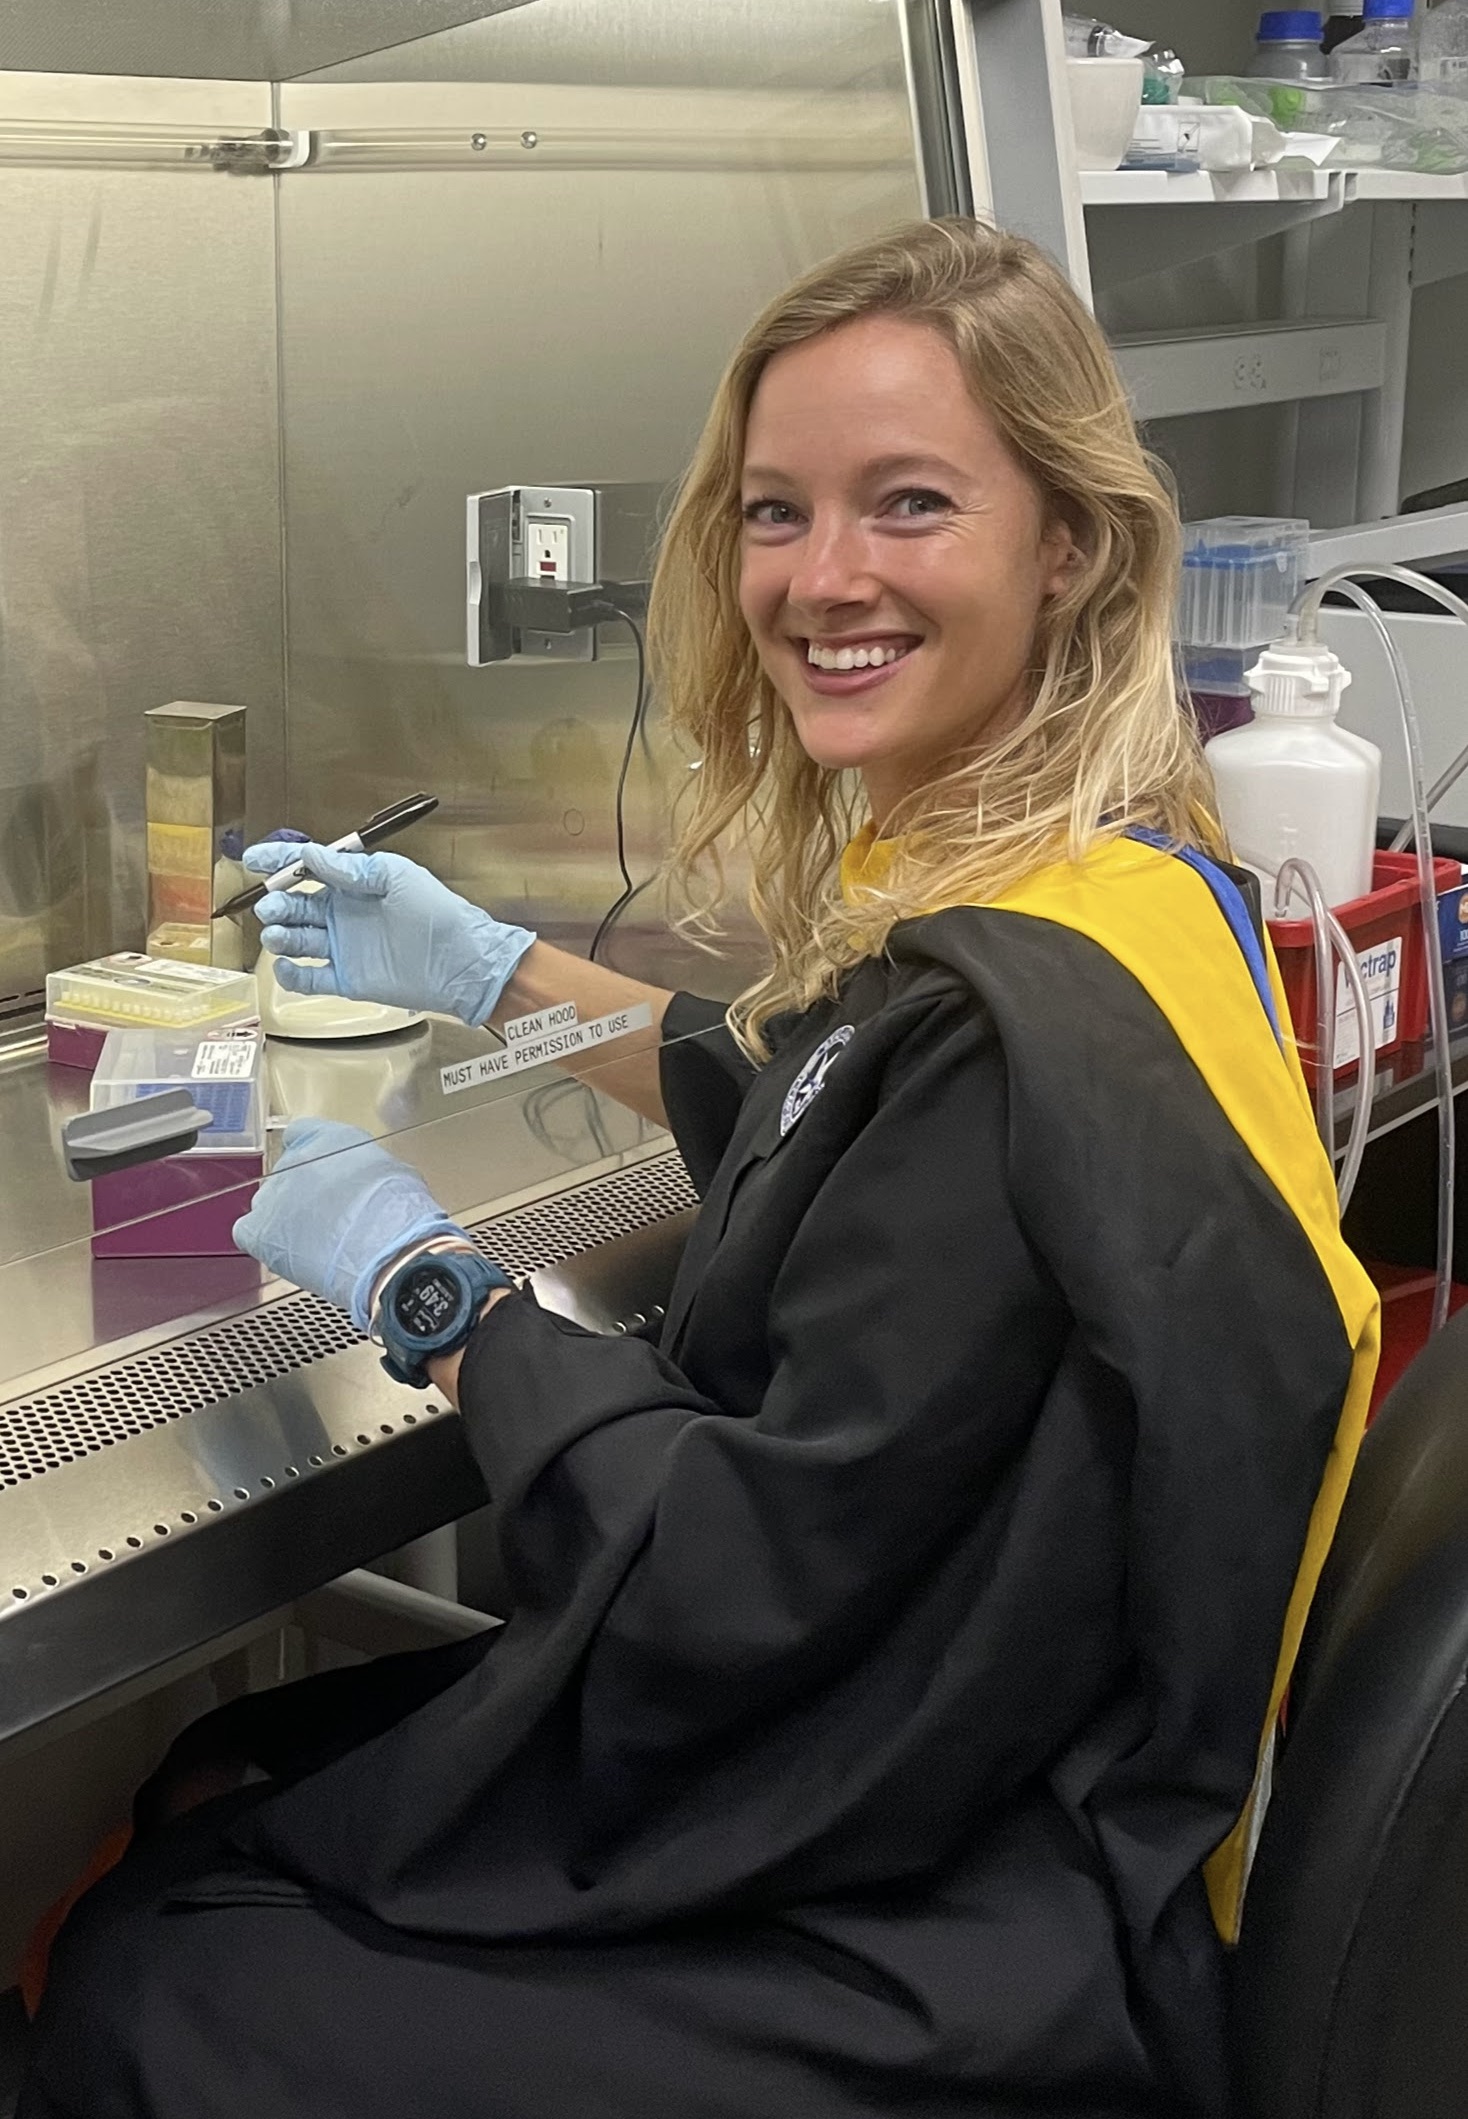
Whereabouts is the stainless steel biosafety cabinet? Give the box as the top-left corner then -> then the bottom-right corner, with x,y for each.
0,0 -> 1465,2060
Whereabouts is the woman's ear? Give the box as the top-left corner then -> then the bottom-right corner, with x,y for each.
1040,514 -> 1085,599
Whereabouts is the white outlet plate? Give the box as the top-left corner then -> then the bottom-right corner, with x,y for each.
466,483 -> 597,664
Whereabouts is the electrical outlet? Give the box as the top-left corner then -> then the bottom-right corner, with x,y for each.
466,484 -> 597,663
528,518 -> 571,581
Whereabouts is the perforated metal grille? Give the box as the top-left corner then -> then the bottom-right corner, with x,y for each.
0,1152 -> 694,1488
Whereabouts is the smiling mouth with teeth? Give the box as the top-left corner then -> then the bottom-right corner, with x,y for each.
805,641 -> 914,672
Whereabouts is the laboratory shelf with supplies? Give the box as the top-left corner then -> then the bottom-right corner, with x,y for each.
942,1 -> 1468,1344
953,0 -> 1468,538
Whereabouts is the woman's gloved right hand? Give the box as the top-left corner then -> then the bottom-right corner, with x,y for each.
242,840 -> 536,1027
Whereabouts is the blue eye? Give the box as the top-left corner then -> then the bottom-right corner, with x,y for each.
742,498 -> 801,527
887,488 -> 952,519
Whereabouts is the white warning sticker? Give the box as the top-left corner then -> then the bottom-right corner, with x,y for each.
190,1039 -> 258,1081
439,1003 -> 653,1097
1334,934 -> 1402,1067
503,999 -> 578,1046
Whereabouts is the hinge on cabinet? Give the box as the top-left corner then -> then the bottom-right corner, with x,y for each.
186,128 -> 309,175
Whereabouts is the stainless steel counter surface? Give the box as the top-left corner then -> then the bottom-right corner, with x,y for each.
0,1017 -> 698,1747
0,1014 -> 662,1401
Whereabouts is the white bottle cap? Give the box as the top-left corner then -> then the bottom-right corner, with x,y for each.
1245,636 -> 1353,718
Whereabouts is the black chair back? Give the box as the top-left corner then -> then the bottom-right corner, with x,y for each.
1233,1307 -> 1468,2119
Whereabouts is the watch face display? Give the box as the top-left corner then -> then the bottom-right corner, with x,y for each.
398,1263 -> 464,1340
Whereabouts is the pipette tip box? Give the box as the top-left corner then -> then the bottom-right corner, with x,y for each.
88,1024 -> 265,1258
45,954 -> 258,1071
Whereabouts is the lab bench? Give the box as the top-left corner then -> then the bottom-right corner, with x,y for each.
2,1000 -> 1460,1761
0,1020 -> 694,1756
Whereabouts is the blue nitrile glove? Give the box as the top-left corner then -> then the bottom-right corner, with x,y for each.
243,840 -> 536,1027
232,1117 -> 474,1330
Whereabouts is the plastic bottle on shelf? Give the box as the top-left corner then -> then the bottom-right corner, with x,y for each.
1329,0 -> 1418,81
1323,0 -> 1367,51
1206,636 -> 1381,910
1246,9 -> 1333,77
1418,0 -> 1468,82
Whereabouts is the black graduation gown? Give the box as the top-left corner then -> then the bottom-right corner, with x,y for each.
22,836 -> 1378,2119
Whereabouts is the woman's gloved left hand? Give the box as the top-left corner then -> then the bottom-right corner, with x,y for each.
233,1117 -> 474,1330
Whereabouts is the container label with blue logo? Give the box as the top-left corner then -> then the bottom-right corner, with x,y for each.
1335,935 -> 1402,1067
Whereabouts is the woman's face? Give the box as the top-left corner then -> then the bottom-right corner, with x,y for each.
738,315 -> 1076,824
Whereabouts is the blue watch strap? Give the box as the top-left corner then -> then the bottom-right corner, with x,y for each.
376,1247 -> 510,1389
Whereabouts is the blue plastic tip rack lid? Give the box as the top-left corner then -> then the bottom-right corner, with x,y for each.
1258,10 -> 1324,36
1177,516 -> 1309,652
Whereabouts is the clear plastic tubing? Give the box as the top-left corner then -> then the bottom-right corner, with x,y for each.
1274,855 -> 1337,1142
1327,897 -> 1380,1212
1274,857 -> 1377,1211
1294,564 -> 1456,1330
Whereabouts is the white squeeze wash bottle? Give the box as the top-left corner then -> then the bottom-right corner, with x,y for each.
1205,633 -> 1381,908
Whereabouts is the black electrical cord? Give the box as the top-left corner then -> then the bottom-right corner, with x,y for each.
589,608 -> 650,964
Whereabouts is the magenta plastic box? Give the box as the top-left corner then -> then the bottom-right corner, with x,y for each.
90,1153 -> 263,1258
87,1024 -> 265,1259
46,1019 -> 110,1070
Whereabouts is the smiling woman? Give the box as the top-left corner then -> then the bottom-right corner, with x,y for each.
651,215 -> 1217,1057
21,218 -> 1378,2119
736,316 -> 1076,818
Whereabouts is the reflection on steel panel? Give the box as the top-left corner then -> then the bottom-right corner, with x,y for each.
0,0 -> 540,84
305,0 -> 912,94
276,30 -> 920,992
0,6 -> 920,1016
0,1151 -> 695,1748
0,1010 -> 672,1405
0,76 -> 283,1011
0,1149 -> 696,1486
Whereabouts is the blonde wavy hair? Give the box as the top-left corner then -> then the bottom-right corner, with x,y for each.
647,215 -> 1222,1057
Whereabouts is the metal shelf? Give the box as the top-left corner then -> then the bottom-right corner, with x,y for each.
1335,1032 -> 1468,1151
1353,171 -> 1468,202
1081,168 -> 1468,208
1308,502 -> 1468,575
1082,167 -> 1340,207
1113,317 -> 1384,420
1081,166 -> 1468,286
